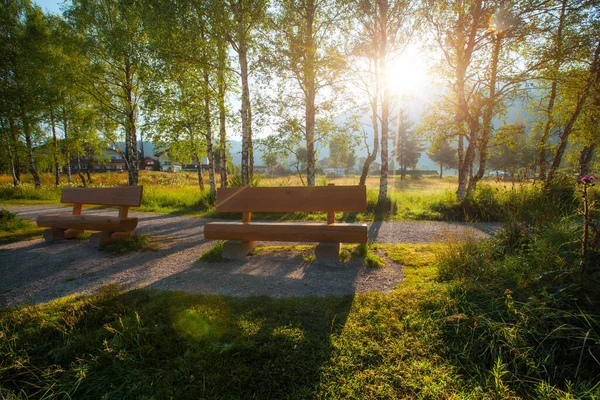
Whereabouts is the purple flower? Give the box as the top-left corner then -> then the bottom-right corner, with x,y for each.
579,175 -> 595,184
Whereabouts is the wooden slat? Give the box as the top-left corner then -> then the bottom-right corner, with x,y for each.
204,222 -> 368,243
37,214 -> 138,232
242,211 -> 251,224
72,203 -> 82,215
215,186 -> 367,213
60,186 -> 143,207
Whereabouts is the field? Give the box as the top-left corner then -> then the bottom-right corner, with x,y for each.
0,171 -> 582,222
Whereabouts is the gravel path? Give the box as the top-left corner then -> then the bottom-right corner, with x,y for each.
0,205 -> 501,306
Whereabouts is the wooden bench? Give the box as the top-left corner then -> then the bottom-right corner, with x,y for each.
36,186 -> 143,247
203,184 -> 368,262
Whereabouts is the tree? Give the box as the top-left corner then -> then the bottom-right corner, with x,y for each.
269,0 -> 349,186
349,0 -> 419,205
428,136 -> 458,178
67,0 -> 150,186
0,1 -> 55,188
394,110 -> 422,180
221,0 -> 267,186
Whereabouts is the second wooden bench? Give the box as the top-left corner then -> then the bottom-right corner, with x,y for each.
203,184 -> 368,262
36,186 -> 143,247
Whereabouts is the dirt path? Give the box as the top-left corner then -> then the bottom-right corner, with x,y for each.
0,205 -> 501,306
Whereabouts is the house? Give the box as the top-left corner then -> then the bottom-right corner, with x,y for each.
323,167 -> 347,176
253,165 -> 269,174
142,157 -> 158,171
71,147 -> 126,172
154,150 -> 210,172
357,157 -> 381,174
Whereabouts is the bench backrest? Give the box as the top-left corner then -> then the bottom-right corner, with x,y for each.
215,185 -> 366,213
60,186 -> 143,207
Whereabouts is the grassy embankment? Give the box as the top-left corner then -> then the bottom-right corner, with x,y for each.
2,236 -> 598,398
1,171 -> 588,222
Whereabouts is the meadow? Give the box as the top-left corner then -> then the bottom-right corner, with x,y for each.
0,171 -> 586,223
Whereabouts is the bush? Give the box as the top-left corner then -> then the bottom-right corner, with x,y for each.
0,208 -> 30,231
434,222 -> 600,397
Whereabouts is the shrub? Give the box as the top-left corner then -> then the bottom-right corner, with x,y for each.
434,222 -> 600,397
0,208 -> 30,231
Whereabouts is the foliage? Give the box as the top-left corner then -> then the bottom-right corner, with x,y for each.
427,135 -> 457,177
0,208 -> 44,243
435,223 -> 600,397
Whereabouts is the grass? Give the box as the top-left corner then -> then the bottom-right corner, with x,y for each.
0,208 -> 44,243
1,239 -> 598,398
99,234 -> 158,255
5,171 -> 591,223
355,242 -> 385,268
199,241 -> 226,262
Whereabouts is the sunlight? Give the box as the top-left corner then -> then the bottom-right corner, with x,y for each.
386,47 -> 430,97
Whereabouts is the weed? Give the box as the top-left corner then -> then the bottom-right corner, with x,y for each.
99,234 -> 158,255
301,250 -> 315,262
199,241 -> 225,262
356,242 -> 385,268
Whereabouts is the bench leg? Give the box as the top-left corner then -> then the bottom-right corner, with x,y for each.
315,242 -> 341,265
90,231 -> 131,247
43,228 -> 83,242
222,240 -> 256,260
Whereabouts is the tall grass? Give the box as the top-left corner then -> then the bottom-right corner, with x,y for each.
434,221 -> 600,397
2,172 -> 596,223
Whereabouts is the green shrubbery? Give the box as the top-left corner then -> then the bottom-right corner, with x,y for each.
0,208 -> 43,242
434,219 -> 600,397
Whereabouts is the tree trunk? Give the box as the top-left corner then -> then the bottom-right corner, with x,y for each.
195,154 -> 205,191
1,118 -> 20,187
546,38 -> 600,186
86,148 -> 93,184
359,59 -> 380,186
76,153 -> 86,187
538,0 -> 566,180
22,112 -> 41,188
139,128 -> 145,171
51,111 -> 60,186
218,40 -> 228,188
304,2 -> 316,186
8,117 -> 21,185
468,32 -> 502,195
377,0 -> 389,206
124,58 -> 139,186
204,67 -> 217,198
239,32 -> 251,186
579,144 -> 595,177
248,101 -> 254,182
62,104 -> 72,186
439,164 -> 443,179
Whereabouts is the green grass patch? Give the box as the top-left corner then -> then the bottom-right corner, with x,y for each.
0,208 -> 44,243
355,242 -> 385,268
99,234 -> 158,255
199,241 -> 226,262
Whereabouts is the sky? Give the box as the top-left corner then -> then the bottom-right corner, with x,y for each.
34,0 -> 63,15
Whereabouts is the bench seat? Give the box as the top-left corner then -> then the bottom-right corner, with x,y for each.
37,214 -> 138,232
204,222 -> 367,243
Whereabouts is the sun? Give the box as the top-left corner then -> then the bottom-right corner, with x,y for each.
386,46 -> 430,97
